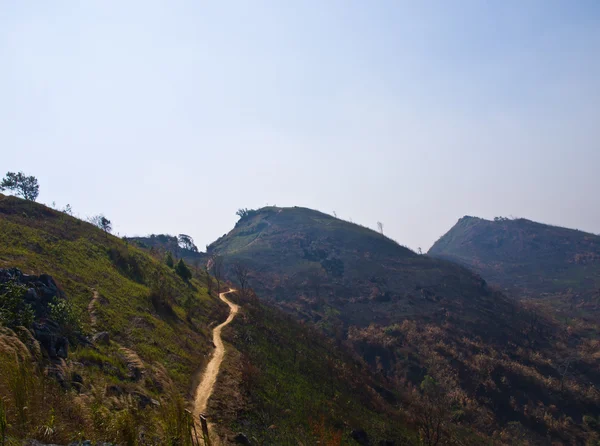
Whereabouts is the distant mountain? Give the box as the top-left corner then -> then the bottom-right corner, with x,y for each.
429,216 -> 600,314
210,207 -> 600,444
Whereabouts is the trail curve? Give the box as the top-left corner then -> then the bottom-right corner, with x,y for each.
193,289 -> 239,419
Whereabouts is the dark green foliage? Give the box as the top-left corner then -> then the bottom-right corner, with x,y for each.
174,259 -> 192,282
320,257 -> 344,277
177,234 -> 198,252
235,208 -> 257,220
48,297 -> 82,341
0,280 -> 34,328
108,246 -> 144,283
0,171 -> 39,201
88,214 -> 112,234
165,251 -> 174,268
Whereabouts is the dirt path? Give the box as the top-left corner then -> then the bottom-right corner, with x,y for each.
193,289 -> 239,420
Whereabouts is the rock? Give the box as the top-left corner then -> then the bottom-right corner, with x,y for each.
72,372 -> 84,384
1,268 -> 72,361
92,331 -> 110,345
234,433 -> 251,445
133,391 -> 153,409
56,338 -> 69,358
106,385 -> 124,397
351,429 -> 370,446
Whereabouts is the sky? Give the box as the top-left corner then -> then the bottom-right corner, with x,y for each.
2,1 -> 599,252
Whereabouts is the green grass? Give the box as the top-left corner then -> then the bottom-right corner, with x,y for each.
0,195 -> 225,442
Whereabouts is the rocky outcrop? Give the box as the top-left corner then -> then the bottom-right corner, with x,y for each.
92,331 -> 110,345
0,268 -> 80,360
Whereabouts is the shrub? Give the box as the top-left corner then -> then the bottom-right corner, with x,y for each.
108,246 -> 144,283
165,252 -> 174,268
48,297 -> 82,342
175,259 -> 192,282
0,281 -> 34,328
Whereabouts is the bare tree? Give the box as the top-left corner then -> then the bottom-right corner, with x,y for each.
377,221 -> 384,235
415,375 -> 448,446
210,255 -> 224,294
89,214 -> 112,237
232,262 -> 250,299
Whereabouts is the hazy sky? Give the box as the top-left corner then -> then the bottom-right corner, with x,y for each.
2,1 -> 599,251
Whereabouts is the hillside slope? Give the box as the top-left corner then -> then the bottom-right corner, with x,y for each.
0,193 -> 227,443
209,207 -> 491,330
208,207 -> 600,444
0,195 -> 417,444
429,216 -> 600,314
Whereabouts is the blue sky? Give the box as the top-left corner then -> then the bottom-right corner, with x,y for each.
2,1 -> 599,251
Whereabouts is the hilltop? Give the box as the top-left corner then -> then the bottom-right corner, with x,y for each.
209,207 -> 491,329
428,216 -> 600,314
209,206 -> 600,444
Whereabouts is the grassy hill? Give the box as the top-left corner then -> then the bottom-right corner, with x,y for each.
0,195 -> 420,445
208,207 -> 600,444
428,216 -> 600,315
0,192 -> 228,443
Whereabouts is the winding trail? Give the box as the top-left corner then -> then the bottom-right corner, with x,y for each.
193,289 -> 239,420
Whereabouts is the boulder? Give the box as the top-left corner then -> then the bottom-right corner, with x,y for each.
351,429 -> 370,445
234,433 -> 251,445
92,331 -> 110,345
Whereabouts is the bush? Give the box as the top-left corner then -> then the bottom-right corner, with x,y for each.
108,246 -> 144,283
165,252 -> 174,268
174,259 -> 192,282
48,297 -> 82,341
0,281 -> 34,328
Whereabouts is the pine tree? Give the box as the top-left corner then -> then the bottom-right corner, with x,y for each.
165,252 -> 174,268
175,259 -> 192,281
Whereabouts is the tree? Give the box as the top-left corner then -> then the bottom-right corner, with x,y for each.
236,208 -> 250,219
210,255 -> 224,293
0,171 -> 39,201
205,264 -> 213,295
415,375 -> 448,446
177,234 -> 198,252
233,262 -> 250,299
175,259 -> 192,282
377,221 -> 384,235
88,214 -> 112,236
165,252 -> 175,268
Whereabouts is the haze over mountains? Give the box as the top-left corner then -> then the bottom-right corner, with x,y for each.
429,216 -> 600,316
2,1 -> 600,444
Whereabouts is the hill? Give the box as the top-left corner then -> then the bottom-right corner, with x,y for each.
428,216 -> 600,315
209,207 -> 600,444
0,194 -> 415,444
0,193 -> 229,443
209,207 -> 491,330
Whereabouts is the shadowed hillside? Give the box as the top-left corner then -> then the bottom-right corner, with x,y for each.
208,207 -> 600,444
209,207 -> 492,330
429,216 -> 600,315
